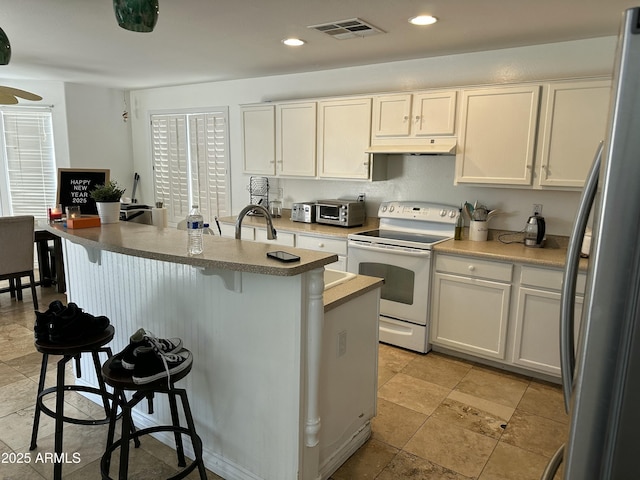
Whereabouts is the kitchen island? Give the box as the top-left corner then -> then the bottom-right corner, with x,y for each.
45,222 -> 382,480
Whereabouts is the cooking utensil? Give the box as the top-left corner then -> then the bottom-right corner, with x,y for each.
131,172 -> 140,203
463,202 -> 474,220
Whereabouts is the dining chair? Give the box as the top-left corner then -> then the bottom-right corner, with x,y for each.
0,215 -> 38,310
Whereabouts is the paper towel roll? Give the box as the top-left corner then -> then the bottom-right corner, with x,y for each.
152,207 -> 168,228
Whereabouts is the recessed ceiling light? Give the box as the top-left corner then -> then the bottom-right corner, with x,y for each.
282,38 -> 305,46
409,15 -> 438,26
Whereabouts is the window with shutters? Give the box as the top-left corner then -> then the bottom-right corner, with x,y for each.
0,108 -> 57,221
151,109 -> 230,226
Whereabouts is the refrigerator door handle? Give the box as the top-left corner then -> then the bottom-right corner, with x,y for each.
560,141 -> 603,413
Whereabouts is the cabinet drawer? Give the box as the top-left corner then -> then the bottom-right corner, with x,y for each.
520,265 -> 586,295
296,234 -> 347,256
255,228 -> 295,246
435,254 -> 512,282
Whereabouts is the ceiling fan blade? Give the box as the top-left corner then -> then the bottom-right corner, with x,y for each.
0,93 -> 19,105
0,86 -> 42,101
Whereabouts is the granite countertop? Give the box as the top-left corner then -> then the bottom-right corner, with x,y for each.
217,211 -> 379,238
435,230 -> 589,270
45,221 -> 337,276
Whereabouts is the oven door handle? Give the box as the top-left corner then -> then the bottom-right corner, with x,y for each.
348,241 -> 431,257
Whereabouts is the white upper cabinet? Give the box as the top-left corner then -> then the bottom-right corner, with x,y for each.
371,90 -> 457,140
535,79 -> 611,188
276,101 -> 316,177
241,104 -> 276,175
455,85 -> 541,186
317,97 -> 374,180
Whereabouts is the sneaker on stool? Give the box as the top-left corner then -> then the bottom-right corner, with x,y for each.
120,329 -> 183,371
34,300 -> 65,342
47,303 -> 110,343
132,347 -> 192,385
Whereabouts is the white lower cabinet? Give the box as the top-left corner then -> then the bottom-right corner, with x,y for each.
219,222 -> 254,241
512,266 -> 585,376
296,233 -> 347,271
431,255 -> 512,360
219,223 -> 346,269
432,253 -> 587,379
255,227 -> 295,246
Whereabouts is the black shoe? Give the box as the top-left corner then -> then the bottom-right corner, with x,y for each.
48,303 -> 110,343
132,347 -> 192,385
120,328 -> 183,371
34,300 -> 65,341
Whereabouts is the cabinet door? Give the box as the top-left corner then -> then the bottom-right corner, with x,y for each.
431,272 -> 511,360
318,98 -> 372,179
241,105 -> 276,175
512,287 -> 583,375
276,102 -> 316,177
456,85 -> 540,185
413,91 -> 457,136
372,94 -> 412,137
537,79 -> 611,188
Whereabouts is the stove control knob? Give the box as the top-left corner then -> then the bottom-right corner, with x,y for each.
389,206 -> 395,212
449,210 -> 456,218
439,209 -> 447,217
381,205 -> 387,213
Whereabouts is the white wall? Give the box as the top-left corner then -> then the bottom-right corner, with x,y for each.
64,83 -> 133,189
127,36 -> 618,235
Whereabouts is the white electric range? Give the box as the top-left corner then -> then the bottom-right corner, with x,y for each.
348,201 -> 457,352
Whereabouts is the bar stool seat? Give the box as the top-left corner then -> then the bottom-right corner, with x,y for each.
30,325 -> 119,480
100,351 -> 207,480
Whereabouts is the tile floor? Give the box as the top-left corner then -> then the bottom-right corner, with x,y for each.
0,283 -> 565,479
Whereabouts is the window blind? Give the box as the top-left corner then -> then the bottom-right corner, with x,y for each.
0,109 -> 56,220
151,110 -> 229,226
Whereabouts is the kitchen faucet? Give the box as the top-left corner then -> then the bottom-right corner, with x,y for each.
235,204 -> 277,240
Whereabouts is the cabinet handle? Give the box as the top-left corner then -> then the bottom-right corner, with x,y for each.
318,242 -> 324,248
415,115 -> 421,122
468,265 -> 475,271
403,115 -> 409,121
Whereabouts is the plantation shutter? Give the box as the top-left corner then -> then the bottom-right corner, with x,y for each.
151,114 -> 189,224
188,113 -> 229,224
0,109 -> 57,220
151,109 -> 229,226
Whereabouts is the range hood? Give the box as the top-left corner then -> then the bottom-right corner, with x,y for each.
365,138 -> 457,155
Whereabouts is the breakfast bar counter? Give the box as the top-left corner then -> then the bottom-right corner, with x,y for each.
44,222 -> 381,480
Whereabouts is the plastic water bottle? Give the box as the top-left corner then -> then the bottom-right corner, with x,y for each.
187,205 -> 204,255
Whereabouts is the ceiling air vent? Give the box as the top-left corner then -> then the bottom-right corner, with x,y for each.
307,18 -> 385,40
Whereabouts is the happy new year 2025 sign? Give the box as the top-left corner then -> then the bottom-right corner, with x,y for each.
56,168 -> 110,215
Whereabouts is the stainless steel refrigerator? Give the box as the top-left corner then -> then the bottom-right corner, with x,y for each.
542,6 -> 640,480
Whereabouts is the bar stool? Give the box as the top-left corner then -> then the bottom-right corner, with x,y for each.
100,350 -> 207,480
30,325 -> 122,480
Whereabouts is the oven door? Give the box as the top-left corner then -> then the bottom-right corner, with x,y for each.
347,240 -> 431,325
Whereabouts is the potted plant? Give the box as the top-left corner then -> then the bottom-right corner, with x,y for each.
90,180 -> 126,224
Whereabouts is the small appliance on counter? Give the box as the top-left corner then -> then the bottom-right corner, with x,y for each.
524,212 -> 546,248
291,202 -> 316,223
316,199 -> 366,227
120,204 -> 152,224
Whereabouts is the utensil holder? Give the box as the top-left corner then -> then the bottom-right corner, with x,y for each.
469,220 -> 488,241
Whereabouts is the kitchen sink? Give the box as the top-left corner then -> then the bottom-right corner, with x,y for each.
324,269 -> 356,290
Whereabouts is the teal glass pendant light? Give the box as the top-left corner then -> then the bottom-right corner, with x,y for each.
0,27 -> 11,65
113,0 -> 159,33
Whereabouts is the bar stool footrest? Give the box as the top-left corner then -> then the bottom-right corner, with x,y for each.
100,425 -> 204,480
36,384 -> 120,426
